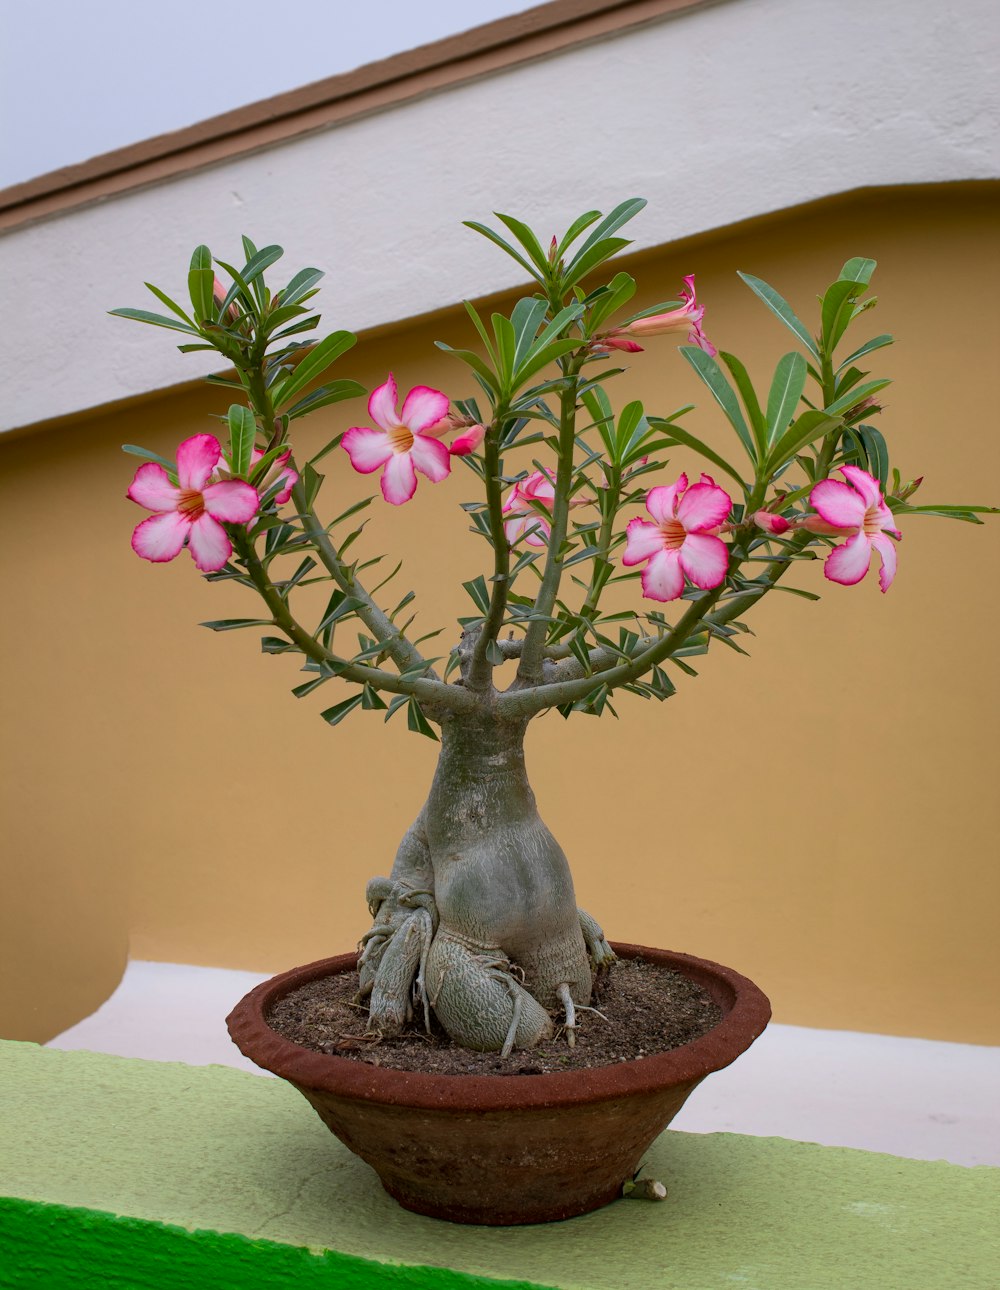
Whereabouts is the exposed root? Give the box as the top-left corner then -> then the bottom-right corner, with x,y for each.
557,982 -> 577,1047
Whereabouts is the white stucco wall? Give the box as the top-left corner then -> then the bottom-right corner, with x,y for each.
3,0 -> 997,433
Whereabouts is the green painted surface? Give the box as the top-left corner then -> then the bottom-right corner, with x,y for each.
1,1039 -> 998,1289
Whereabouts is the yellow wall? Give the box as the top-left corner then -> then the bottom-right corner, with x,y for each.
2,184 -> 997,1044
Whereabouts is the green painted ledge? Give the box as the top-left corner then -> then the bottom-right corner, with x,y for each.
1,1041 -> 997,1290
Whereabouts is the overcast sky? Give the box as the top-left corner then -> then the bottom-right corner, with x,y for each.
0,0 -> 539,190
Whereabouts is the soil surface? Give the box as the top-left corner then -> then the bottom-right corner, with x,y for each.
267,958 -> 722,1076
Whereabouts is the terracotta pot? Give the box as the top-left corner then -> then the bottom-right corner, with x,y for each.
226,942 -> 770,1225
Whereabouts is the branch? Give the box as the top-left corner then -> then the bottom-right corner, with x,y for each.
236,534 -> 474,714
466,422 -> 509,691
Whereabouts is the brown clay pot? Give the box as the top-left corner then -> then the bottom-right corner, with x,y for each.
226,942 -> 770,1226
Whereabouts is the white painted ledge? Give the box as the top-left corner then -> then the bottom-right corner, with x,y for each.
3,0 -> 998,434
47,959 -> 1000,1168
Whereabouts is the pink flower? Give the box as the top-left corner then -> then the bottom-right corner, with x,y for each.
501,469 -> 592,548
450,423 -> 487,456
342,374 -> 451,505
213,447 -> 298,506
623,473 -> 732,602
502,470 -> 558,548
212,275 -> 240,324
808,465 -> 901,593
598,276 -> 717,357
128,434 -> 259,572
752,510 -> 791,536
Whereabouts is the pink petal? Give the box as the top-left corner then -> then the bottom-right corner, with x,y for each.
176,434 -> 222,491
873,499 -> 902,539
131,511 -> 189,563
201,480 -> 259,524
451,424 -> 486,456
400,385 -> 451,433
127,462 -> 181,513
870,531 -> 898,593
753,510 -> 790,535
646,476 -> 687,524
810,478 -> 867,529
622,517 -> 664,566
188,513 -> 233,572
409,432 -> 451,483
839,465 -> 882,510
640,548 -> 685,602
272,467 -> 298,505
521,471 -> 556,506
677,479 -> 732,532
824,532 -> 873,586
505,515 -> 550,548
342,426 -> 394,474
679,532 -> 729,589
381,452 -> 417,505
367,375 -> 399,432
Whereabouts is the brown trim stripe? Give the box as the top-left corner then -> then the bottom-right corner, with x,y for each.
0,0 -> 717,233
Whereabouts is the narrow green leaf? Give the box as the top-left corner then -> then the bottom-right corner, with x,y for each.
646,418 -> 747,489
821,278 -> 865,354
463,221 -> 540,281
555,209 -> 602,258
122,445 -> 178,478
719,351 -> 766,456
108,307 -> 199,336
301,463 -> 324,508
407,698 -> 439,741
143,282 -> 195,326
567,198 -> 645,269
200,618 -> 272,631
765,352 -> 808,450
766,410 -> 842,472
321,695 -> 364,727
737,271 -> 819,359
188,244 -> 215,321
287,379 -> 366,420
272,330 -> 357,409
679,347 -> 756,460
361,683 -> 388,710
227,404 -> 257,477
280,266 -> 325,308
839,257 -> 877,286
495,212 -> 550,273
462,575 -> 491,615
239,244 -> 283,289
562,236 -> 631,290
824,378 -> 891,417
838,333 -> 893,371
260,636 -> 297,653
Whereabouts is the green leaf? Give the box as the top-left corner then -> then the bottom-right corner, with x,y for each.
226,405 -> 256,477
260,636 -> 297,653
737,271 -> 819,359
765,352 -> 808,450
495,212 -> 550,274
719,351 -> 766,457
463,221 -> 541,281
510,297 -> 549,372
585,271 -> 637,333
855,424 -> 889,489
838,333 -> 893,371
320,694 -> 364,727
839,257 -> 877,286
271,330 -> 357,409
680,347 -> 756,461
239,244 -> 283,291
765,410 -> 842,472
435,342 -> 499,394
646,418 -> 747,489
462,575 -> 491,615
824,378 -> 891,417
820,278 -> 865,354
121,444 -> 179,479
280,266 -> 324,308
562,237 -> 631,290
200,618 -> 272,631
188,244 -> 215,321
406,698 -> 439,741
143,282 -> 195,326
361,683 -> 388,710
566,198 -> 645,271
108,307 -> 199,336
301,463 -> 323,508
286,379 -> 366,420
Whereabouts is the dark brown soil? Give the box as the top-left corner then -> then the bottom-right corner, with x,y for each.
267,958 -> 722,1076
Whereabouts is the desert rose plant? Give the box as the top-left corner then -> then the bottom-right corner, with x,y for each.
113,200 -> 995,1055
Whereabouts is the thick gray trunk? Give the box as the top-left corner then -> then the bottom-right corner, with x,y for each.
359,707 -> 611,1052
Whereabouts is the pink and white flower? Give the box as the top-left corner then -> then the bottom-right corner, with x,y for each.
450,423 -> 487,456
598,276 -> 717,357
501,469 -> 593,548
213,447 -> 298,506
623,473 -> 732,602
502,470 -> 558,548
342,374 -> 451,505
808,465 -> 901,593
127,434 -> 259,572
752,509 -> 791,536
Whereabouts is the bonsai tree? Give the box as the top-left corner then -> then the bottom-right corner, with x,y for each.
113,199 -> 994,1055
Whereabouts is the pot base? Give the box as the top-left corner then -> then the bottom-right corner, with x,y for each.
227,944 -> 770,1225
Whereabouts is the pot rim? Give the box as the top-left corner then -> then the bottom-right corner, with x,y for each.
226,942 -> 771,1112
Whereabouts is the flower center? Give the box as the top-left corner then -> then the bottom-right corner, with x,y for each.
862,507 -> 882,536
658,517 -> 687,549
177,489 -> 205,520
387,423 -> 414,454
